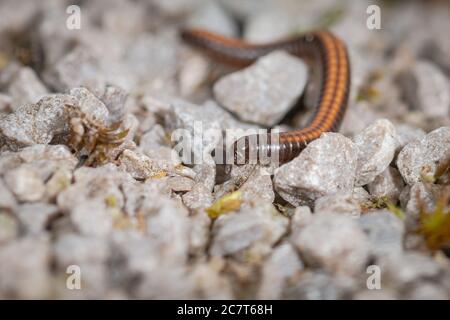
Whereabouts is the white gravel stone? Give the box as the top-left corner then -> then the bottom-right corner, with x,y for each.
188,210 -> 211,256
274,133 -> 358,205
380,253 -> 444,286
0,236 -> 51,299
291,206 -> 313,231
187,1 -> 237,37
258,242 -> 303,299
395,124 -> 426,151
189,261 -> 234,299
238,166 -> 274,204
213,51 -> 308,126
15,203 -> 59,235
57,164 -> 127,214
398,60 -> 450,117
354,119 -> 397,186
281,271 -> 356,300
0,93 -> 12,113
167,176 -> 195,192
244,8 -> 294,43
292,213 -> 369,276
314,192 -> 361,218
47,47 -> 107,96
358,210 -> 405,258
0,94 -> 75,149
4,166 -> 45,202
70,200 -> 113,237
145,199 -> 191,264
397,127 -> 450,185
182,184 -> 213,210
0,178 -> 17,209
69,87 -> 110,125
210,204 -> 288,258
0,213 -> 19,243
367,166 -> 405,203
100,85 -> 128,124
8,67 -> 48,111
118,149 -> 172,180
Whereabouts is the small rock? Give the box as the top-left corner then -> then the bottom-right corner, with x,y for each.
189,261 -> 234,299
15,203 -> 59,235
0,93 -> 12,113
282,271 -> 356,300
53,233 -> 110,267
0,178 -> 17,209
398,60 -> 450,117
367,166 -> 405,203
8,67 -> 48,111
139,124 -> 170,151
142,146 -> 183,174
0,213 -> 18,243
0,236 -> 51,299
145,198 -> 191,264
238,166 -> 274,204
210,203 -> 288,258
292,213 -> 369,276
395,124 -> 426,151
69,87 -> 110,125
187,1 -> 237,37
340,101 -> 381,137
44,167 -> 73,201
244,8 -> 294,43
404,182 -> 441,231
2,145 -> 77,183
397,127 -> 450,185
274,133 -> 358,205
70,199 -> 113,237
351,187 -> 371,204
315,192 -> 361,218
166,99 -> 253,160
4,166 -> 45,202
188,210 -> 211,256
57,164 -> 127,214
214,51 -> 308,126
178,50 -> 210,97
0,94 -> 75,149
404,282 -> 448,300
290,206 -> 313,233
167,176 -> 195,193
182,184 -> 213,210
47,47 -> 106,96
100,85 -> 128,124
118,149 -> 170,180
258,242 -> 303,299
380,252 -> 443,286
123,31 -> 179,94
358,210 -> 405,258
354,119 -> 397,186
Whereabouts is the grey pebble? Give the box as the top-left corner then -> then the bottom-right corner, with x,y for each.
214,51 -> 308,126
397,126 -> 450,185
274,133 -> 358,205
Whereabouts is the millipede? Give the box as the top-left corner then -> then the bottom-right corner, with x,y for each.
180,28 -> 351,165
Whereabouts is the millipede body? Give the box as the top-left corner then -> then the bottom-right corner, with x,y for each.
180,28 -> 351,165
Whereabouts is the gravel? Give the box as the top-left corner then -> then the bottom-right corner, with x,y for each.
397,126 -> 450,185
354,119 -> 398,186
274,133 -> 358,205
292,213 -> 369,276
214,51 -> 308,126
0,0 -> 449,300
